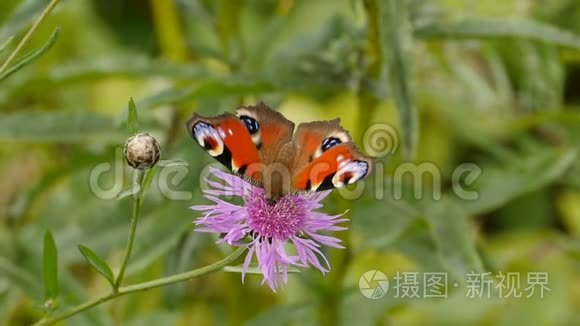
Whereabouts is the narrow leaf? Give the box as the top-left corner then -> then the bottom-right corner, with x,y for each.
0,111 -> 122,143
127,98 -> 138,135
0,36 -> 14,53
43,231 -> 58,300
0,27 -> 60,82
136,78 -> 274,112
414,18 -> 580,49
0,0 -> 51,40
381,0 -> 419,160
223,265 -> 301,274
140,168 -> 157,197
78,245 -> 115,287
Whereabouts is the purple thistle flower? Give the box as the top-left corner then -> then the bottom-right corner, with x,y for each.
191,167 -> 348,291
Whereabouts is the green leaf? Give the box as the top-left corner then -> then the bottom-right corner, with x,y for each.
140,168 -> 156,197
78,245 -> 115,287
48,56 -> 209,81
454,147 -> 577,215
0,0 -> 50,40
420,198 -> 484,278
414,18 -> 580,49
0,110 -> 122,143
127,98 -> 138,135
0,27 -> 60,82
381,0 -> 419,160
136,78 -> 274,111
43,231 -> 58,300
223,265 -> 301,274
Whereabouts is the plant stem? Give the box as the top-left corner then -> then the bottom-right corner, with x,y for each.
0,0 -> 60,75
33,246 -> 247,326
114,170 -> 145,290
150,0 -> 188,62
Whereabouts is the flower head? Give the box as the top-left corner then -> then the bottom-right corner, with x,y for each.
191,168 -> 347,291
124,133 -> 160,170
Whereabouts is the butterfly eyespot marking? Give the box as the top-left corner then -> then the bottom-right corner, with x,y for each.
313,137 -> 343,160
192,122 -> 224,157
239,115 -> 262,147
239,115 -> 259,134
332,160 -> 369,188
322,137 -> 342,152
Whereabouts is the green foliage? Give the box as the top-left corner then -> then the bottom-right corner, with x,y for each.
415,18 -> 580,49
0,110 -> 123,142
0,36 -> 13,53
381,0 -> 419,160
43,231 -> 58,301
126,97 -> 138,135
78,245 -> 114,288
0,0 -> 51,40
0,27 -> 59,81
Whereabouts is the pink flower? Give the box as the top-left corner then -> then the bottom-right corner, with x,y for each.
191,168 -> 347,291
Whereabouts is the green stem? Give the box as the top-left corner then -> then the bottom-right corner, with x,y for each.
0,0 -> 60,75
150,0 -> 188,62
114,171 -> 145,290
357,0 -> 383,142
34,246 -> 247,326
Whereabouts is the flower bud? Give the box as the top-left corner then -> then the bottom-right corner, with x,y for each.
123,133 -> 160,170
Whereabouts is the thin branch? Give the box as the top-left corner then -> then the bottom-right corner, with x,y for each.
114,170 -> 145,290
34,246 -> 247,326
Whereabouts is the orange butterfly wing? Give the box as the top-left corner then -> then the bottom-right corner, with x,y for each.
235,102 -> 295,165
293,143 -> 374,191
291,120 -> 374,192
186,113 -> 261,180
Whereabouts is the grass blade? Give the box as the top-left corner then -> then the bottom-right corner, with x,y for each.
382,0 -> 419,160
0,27 -> 60,82
414,18 -> 580,49
0,36 -> 14,54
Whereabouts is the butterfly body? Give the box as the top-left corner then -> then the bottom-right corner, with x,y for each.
186,102 -> 374,201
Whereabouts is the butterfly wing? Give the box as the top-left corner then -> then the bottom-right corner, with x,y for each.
235,102 -> 296,199
235,102 -> 295,164
291,120 -> 374,192
186,113 -> 261,181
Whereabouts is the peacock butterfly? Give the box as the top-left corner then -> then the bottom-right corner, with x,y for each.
186,102 -> 374,201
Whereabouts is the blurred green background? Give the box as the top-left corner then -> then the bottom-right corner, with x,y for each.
2,0 -> 580,325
